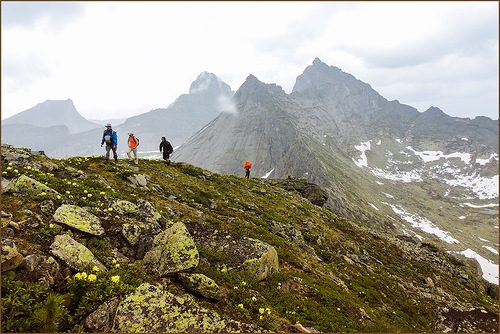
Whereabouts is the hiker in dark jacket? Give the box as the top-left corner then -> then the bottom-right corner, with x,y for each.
101,123 -> 118,162
159,137 -> 173,165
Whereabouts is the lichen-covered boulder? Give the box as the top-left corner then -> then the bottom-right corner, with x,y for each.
11,175 -> 59,196
50,234 -> 106,272
84,298 -> 120,332
188,222 -> 279,281
1,239 -> 24,272
143,222 -> 199,276
241,238 -> 279,281
136,199 -> 162,223
53,205 -> 104,236
113,283 -> 257,333
122,224 -> 142,246
112,200 -> 138,215
178,273 -> 221,300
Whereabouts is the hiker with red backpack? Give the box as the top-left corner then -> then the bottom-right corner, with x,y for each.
127,133 -> 140,164
244,161 -> 252,179
101,123 -> 118,162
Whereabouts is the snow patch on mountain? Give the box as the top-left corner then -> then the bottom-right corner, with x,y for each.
383,193 -> 394,199
458,216 -> 466,220
483,246 -> 499,255
352,141 -> 371,168
476,153 -> 499,166
406,146 -> 472,164
463,202 -> 499,208
383,202 -> 459,244
371,168 -> 422,183
368,203 -> 379,211
450,249 -> 498,285
261,169 -> 275,179
442,173 -> 498,199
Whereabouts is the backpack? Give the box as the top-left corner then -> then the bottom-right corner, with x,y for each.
129,136 -> 139,148
104,130 -> 113,145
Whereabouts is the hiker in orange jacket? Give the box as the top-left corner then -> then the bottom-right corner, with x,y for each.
127,133 -> 139,164
244,161 -> 252,179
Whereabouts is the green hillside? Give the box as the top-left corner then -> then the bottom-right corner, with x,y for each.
1,145 -> 497,333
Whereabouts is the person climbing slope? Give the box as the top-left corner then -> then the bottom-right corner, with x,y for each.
127,133 -> 140,165
101,123 -> 118,163
159,136 -> 173,165
244,161 -> 252,179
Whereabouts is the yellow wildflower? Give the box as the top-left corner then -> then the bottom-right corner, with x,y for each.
115,263 -> 120,268
87,274 -> 97,282
92,266 -> 100,272
112,259 -> 117,264
81,272 -> 88,279
259,308 -> 265,314
237,304 -> 244,309
110,275 -> 120,283
49,224 -> 54,228
259,315 -> 264,320
100,192 -> 106,195
88,194 -> 92,198
251,296 -> 257,301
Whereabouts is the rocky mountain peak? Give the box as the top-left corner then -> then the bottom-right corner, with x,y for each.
3,98 -> 98,134
234,74 -> 285,101
189,71 -> 232,96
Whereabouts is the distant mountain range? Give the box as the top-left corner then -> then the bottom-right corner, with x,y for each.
2,72 -> 234,158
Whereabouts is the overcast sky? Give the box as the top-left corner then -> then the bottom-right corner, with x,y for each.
2,1 -> 498,120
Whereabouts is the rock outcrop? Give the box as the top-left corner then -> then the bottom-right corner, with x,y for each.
113,283 -> 256,333
50,234 -> 106,272
143,222 -> 199,276
53,205 -> 105,236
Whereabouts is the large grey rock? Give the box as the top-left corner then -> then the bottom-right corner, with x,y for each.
50,234 -> 106,272
10,175 -> 59,196
84,298 -> 120,332
1,239 -> 24,272
136,199 -> 162,223
143,222 -> 199,276
112,283 -> 257,333
112,200 -> 138,215
178,273 -> 221,300
188,222 -> 279,281
53,205 -> 105,235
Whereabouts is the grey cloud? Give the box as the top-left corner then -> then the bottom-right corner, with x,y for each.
353,9 -> 498,69
1,2 -> 84,29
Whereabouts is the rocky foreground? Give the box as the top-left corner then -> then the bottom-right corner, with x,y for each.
1,145 -> 498,332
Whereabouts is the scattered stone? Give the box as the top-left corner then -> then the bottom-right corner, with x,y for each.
1,211 -> 12,218
1,239 -> 24,272
84,298 -> 120,332
50,234 -> 106,272
269,220 -> 304,244
136,199 -> 162,223
143,222 -> 199,276
425,277 -> 435,288
178,273 -> 221,300
122,224 -> 142,246
127,174 -> 148,187
53,205 -> 105,236
112,200 -> 138,215
10,175 -> 59,196
113,283 -> 257,332
39,199 -> 55,216
1,178 -> 13,193
3,228 -> 15,238
21,254 -> 60,285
